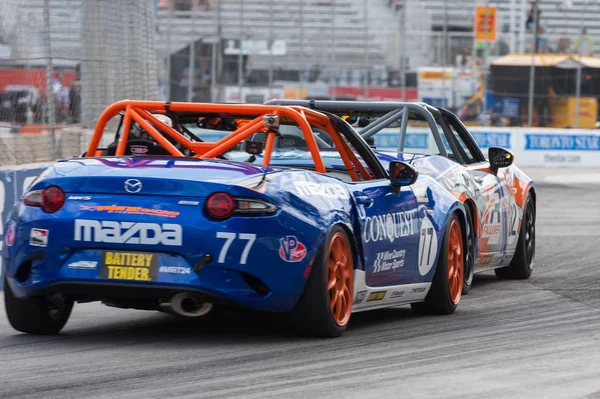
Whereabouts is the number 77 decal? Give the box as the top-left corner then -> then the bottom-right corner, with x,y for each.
216,232 -> 257,265
418,217 -> 438,276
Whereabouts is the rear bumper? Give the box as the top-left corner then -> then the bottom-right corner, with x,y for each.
4,251 -> 305,312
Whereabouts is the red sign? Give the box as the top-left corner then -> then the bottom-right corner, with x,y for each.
329,86 -> 418,101
0,68 -> 77,92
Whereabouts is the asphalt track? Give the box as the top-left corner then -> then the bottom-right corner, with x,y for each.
1,168 -> 600,399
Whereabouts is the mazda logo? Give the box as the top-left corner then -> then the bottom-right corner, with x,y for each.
124,179 -> 142,194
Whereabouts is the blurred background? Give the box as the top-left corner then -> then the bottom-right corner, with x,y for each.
0,0 -> 599,164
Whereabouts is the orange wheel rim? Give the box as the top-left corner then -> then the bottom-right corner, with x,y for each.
447,220 -> 464,305
327,232 -> 354,326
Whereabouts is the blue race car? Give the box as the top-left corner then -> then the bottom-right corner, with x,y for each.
268,100 -> 537,294
4,100 -> 487,337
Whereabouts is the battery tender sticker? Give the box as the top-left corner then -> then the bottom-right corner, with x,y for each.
99,251 -> 158,282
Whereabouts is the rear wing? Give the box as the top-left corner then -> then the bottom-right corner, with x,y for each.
264,99 -> 449,156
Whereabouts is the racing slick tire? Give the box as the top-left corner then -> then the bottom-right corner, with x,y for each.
289,225 -> 354,338
495,193 -> 535,280
411,213 -> 465,315
462,206 -> 475,295
4,278 -> 74,335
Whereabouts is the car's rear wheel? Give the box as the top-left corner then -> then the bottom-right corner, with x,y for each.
4,278 -> 74,335
495,193 -> 535,280
462,206 -> 475,295
289,225 -> 354,337
412,213 -> 464,315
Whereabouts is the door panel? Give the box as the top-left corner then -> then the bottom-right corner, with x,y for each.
352,182 -> 422,287
466,164 -> 514,266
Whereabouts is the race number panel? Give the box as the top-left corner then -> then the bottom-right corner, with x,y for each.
418,216 -> 437,276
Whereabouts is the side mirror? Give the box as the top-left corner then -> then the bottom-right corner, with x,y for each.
488,147 -> 514,173
389,161 -> 419,188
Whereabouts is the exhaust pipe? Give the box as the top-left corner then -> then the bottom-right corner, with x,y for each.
161,292 -> 213,317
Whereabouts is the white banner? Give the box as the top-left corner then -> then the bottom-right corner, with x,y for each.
373,127 -> 600,168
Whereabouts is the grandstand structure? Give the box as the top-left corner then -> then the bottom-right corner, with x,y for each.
155,0 -> 433,85
2,0 -> 600,103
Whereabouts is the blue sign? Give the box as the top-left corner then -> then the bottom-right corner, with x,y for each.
501,98 -> 520,118
374,133 -> 429,150
525,134 -> 600,151
471,132 -> 512,149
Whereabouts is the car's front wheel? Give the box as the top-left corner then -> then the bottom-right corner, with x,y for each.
289,225 -> 354,337
4,278 -> 74,335
495,193 -> 535,279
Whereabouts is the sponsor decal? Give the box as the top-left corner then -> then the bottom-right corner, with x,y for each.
363,209 -> 419,243
373,249 -> 406,273
5,220 -> 16,247
410,287 -> 426,294
353,290 -> 367,304
293,181 -> 348,200
29,228 -> 49,247
99,251 -> 158,281
80,205 -> 179,218
490,253 -> 505,265
68,196 -> 92,201
367,291 -> 386,301
482,218 -> 501,246
525,134 -> 600,151
68,260 -> 98,270
178,200 -> 199,206
159,266 -> 191,275
74,219 -> 183,246
278,235 -> 307,262
390,290 -> 406,299
130,145 -> 149,155
479,255 -> 491,265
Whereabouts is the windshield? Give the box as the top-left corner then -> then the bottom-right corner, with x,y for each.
183,122 -> 365,180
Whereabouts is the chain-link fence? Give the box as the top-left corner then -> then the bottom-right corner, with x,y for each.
2,0 -> 600,167
0,0 -> 158,166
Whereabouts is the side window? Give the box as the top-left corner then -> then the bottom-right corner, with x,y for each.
444,118 -> 480,164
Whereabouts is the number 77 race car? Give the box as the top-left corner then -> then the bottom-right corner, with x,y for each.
3,100 -> 534,338
268,100 -> 537,293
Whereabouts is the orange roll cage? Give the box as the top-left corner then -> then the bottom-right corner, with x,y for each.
86,100 -> 373,181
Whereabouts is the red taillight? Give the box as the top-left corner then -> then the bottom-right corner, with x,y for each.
205,192 -> 235,219
23,186 -> 65,213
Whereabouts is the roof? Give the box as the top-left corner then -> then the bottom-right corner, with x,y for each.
491,53 -> 600,69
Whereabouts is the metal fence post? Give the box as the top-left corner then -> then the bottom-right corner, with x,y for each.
363,0 -> 369,99
299,0 -> 305,97
43,0 -> 57,159
238,0 -> 244,102
330,0 -> 337,101
400,4 -> 406,101
527,3 -> 539,127
268,0 -> 274,100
